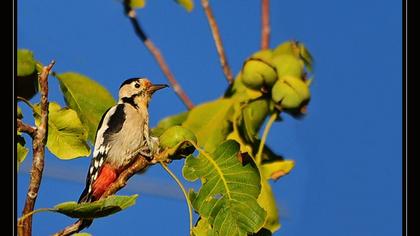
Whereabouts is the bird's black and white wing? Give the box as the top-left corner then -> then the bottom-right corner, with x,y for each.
78,104 -> 127,202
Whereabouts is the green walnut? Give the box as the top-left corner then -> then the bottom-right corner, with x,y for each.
271,75 -> 310,109
273,41 -> 313,72
159,125 -> 197,156
242,58 -> 278,90
282,75 -> 311,101
273,41 -> 300,57
272,54 -> 304,78
252,49 -> 274,62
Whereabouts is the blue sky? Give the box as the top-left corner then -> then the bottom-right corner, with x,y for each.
17,0 -> 402,235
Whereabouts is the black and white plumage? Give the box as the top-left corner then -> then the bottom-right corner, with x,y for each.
78,78 -> 168,204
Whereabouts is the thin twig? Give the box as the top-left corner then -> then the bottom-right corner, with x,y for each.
123,0 -> 194,109
17,119 -> 37,138
17,96 -> 35,111
160,161 -> 193,233
261,0 -> 270,50
18,60 -> 55,236
256,112 -> 277,165
200,0 -> 234,84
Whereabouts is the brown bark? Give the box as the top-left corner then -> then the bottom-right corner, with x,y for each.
18,60 -> 55,236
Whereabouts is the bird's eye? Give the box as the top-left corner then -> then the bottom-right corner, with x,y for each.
135,83 -> 140,88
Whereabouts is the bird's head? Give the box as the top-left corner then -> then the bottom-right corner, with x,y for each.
118,77 -> 168,107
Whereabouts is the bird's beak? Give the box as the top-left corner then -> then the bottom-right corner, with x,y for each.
148,84 -> 169,94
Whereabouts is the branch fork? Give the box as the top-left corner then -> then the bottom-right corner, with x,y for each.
18,60 -> 56,236
54,150 -> 174,236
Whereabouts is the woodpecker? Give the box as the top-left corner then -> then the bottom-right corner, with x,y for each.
78,78 -> 168,205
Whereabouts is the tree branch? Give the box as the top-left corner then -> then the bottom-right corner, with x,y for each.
53,154 -> 158,236
17,119 -> 37,139
200,0 -> 234,84
261,0 -> 270,50
18,60 -> 55,236
123,1 -> 194,110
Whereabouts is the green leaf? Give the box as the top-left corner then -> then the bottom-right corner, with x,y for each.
55,72 -> 116,142
17,135 -> 28,170
192,218 -> 214,236
226,126 -> 253,157
182,99 -> 234,153
174,0 -> 194,12
257,180 -> 280,233
53,194 -> 138,219
183,140 -> 266,235
256,152 -> 293,233
260,160 -> 294,180
16,49 -> 39,100
151,111 -> 189,137
131,0 -> 146,9
17,105 -> 23,119
17,49 -> 36,77
34,102 -> 90,159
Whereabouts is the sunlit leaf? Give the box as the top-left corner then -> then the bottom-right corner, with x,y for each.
72,233 -> 92,236
183,140 -> 266,235
226,127 -> 253,156
192,218 -> 214,236
260,160 -> 294,180
56,72 -> 116,142
257,180 -> 280,233
174,0 -> 194,12
17,134 -> 28,170
256,153 -> 293,233
17,49 -> 39,100
131,0 -> 146,9
182,99 -> 234,153
17,49 -> 36,77
17,105 -> 23,119
34,102 -> 90,159
53,194 -> 138,219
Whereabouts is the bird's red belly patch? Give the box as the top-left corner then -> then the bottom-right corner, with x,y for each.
92,164 -> 118,199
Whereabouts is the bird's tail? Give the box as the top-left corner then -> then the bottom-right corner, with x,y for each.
77,185 -> 95,228
78,186 -> 94,203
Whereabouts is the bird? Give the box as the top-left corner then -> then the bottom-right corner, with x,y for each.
78,77 -> 168,212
